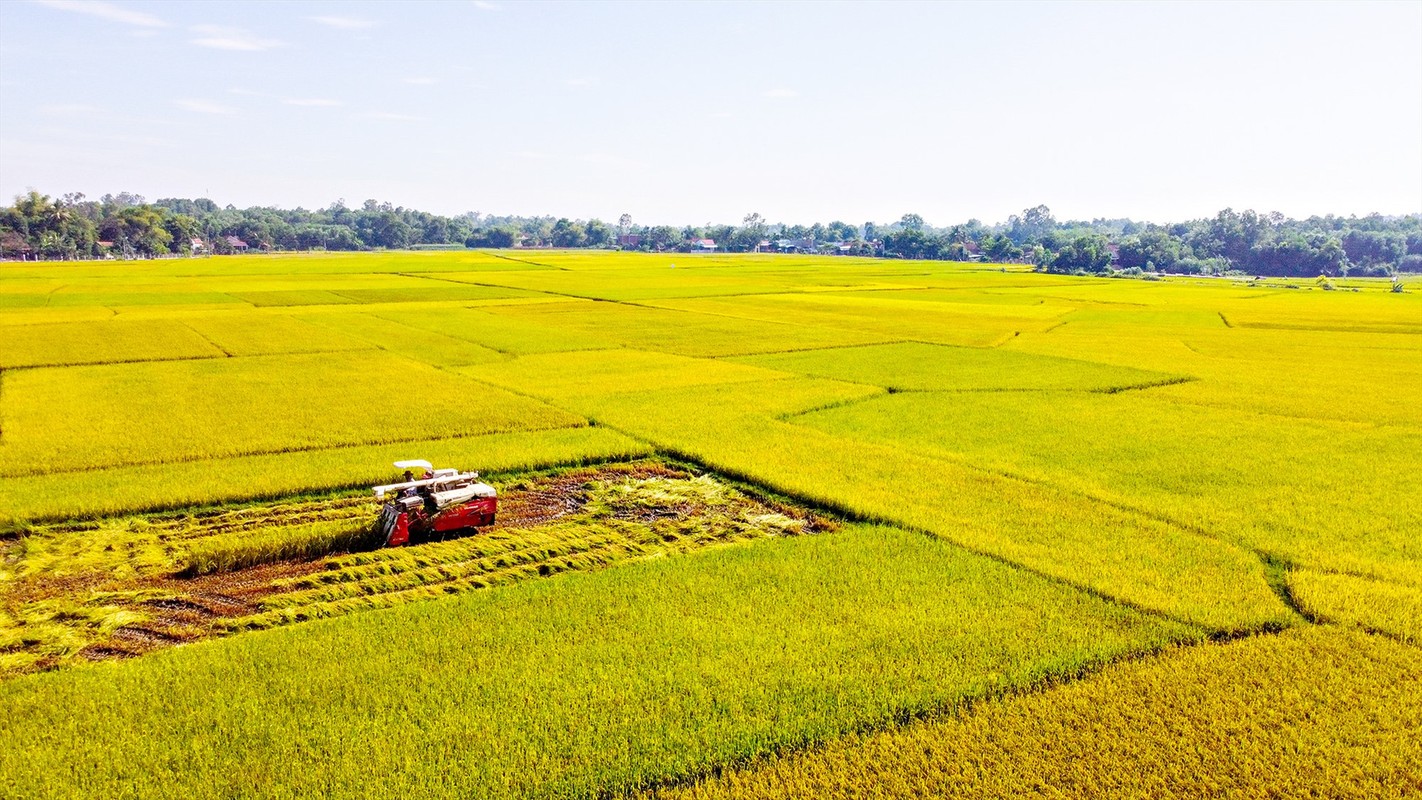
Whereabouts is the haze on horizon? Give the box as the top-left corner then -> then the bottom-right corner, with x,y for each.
1,0 -> 1419,227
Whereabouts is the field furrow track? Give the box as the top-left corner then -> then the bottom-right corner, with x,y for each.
0,459 -> 831,677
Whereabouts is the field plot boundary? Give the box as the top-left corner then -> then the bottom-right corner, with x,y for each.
12,421 -> 591,481
484,251 -> 568,270
731,341 -> 1194,394
789,416 -> 1296,592
583,422 -> 1276,635
789,390 -> 1420,590
568,381 -> 1291,632
642,625 -> 1421,800
0,425 -> 651,524
0,350 -> 584,479
1287,569 -> 1422,647
476,299 -> 894,357
0,351 -> 225,372
296,309 -> 512,362
0,318 -> 228,370
467,348 -> 799,401
631,633 -> 1261,798
1235,320 -> 1422,335
643,294 -> 1073,349
178,320 -> 236,357
780,392 -> 1273,547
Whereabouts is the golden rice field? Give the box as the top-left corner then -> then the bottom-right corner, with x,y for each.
0,250 -> 1417,798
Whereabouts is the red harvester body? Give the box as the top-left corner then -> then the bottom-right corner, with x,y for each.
372,460 -> 497,547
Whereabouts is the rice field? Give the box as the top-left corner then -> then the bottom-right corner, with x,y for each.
178,312 -> 374,356
0,351 -> 582,476
730,341 -> 1184,391
0,319 -> 222,368
796,389 -> 1421,585
0,526 -> 1200,799
0,426 -> 649,523
370,303 -> 621,354
0,250 -> 1416,798
647,626 -> 1422,800
570,379 -> 1291,633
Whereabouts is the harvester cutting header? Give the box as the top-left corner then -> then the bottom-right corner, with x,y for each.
373,460 -> 497,547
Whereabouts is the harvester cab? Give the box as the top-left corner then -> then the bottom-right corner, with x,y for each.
372,460 -> 497,547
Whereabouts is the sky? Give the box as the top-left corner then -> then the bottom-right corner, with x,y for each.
1,0 -> 1419,227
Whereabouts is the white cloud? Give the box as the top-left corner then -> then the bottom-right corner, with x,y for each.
175,98 -> 236,115
404,77 -> 438,86
36,0 -> 168,28
190,24 -> 282,51
308,15 -> 376,30
761,88 -> 799,98
566,77 -> 598,88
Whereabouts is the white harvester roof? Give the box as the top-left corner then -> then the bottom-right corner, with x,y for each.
431,482 -> 497,509
372,461 -> 495,502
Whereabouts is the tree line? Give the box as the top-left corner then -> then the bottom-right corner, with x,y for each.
3,191 -> 1418,278
876,206 -> 1420,278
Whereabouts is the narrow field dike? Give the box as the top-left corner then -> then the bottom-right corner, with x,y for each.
0,459 -> 832,677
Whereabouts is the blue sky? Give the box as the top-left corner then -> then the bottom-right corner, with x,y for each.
1,0 -> 1419,226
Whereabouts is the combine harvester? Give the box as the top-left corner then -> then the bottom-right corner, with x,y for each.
372,460 -> 497,547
